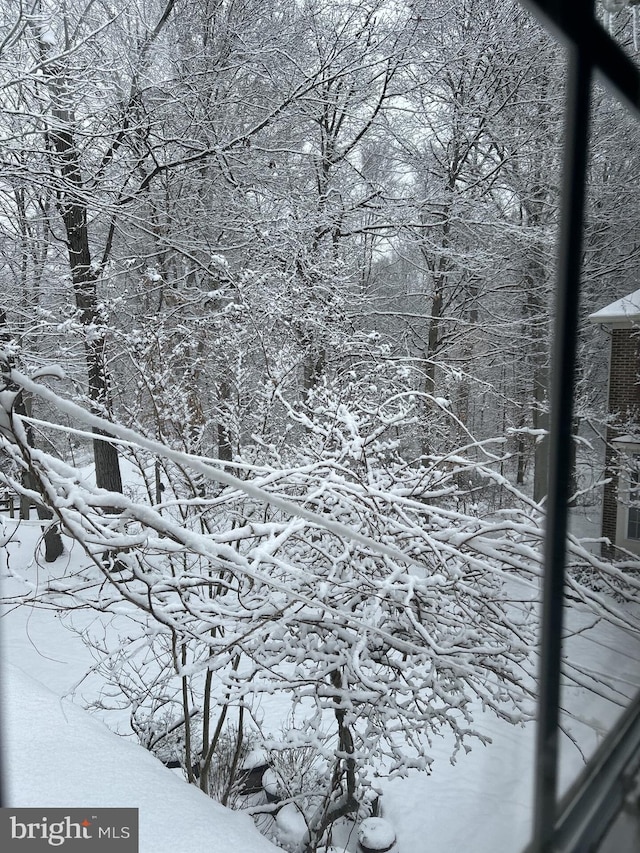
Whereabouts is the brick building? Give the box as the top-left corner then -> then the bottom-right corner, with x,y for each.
589,288 -> 640,556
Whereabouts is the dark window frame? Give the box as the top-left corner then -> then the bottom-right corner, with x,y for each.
521,2 -> 640,851
626,455 -> 640,540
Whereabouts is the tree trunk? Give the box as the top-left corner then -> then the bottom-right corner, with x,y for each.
44,53 -> 122,494
526,258 -> 550,504
1,310 -> 64,560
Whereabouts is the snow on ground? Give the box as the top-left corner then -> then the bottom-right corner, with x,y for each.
1,520 -> 110,706
2,664 -> 280,853
2,512 -> 640,853
383,718 -> 533,852
1,519 -> 276,852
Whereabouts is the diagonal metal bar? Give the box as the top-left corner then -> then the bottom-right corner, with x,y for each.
522,689 -> 640,853
551,689 -> 640,852
523,0 -> 640,112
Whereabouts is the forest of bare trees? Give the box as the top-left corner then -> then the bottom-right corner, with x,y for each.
1,1 -> 639,851
1,0 -> 638,491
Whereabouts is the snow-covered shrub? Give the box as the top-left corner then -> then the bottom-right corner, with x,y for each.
3,365 -> 640,852
267,740 -> 326,805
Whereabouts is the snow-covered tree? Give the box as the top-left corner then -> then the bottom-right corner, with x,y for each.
2,360 -> 639,851
2,2 -> 640,850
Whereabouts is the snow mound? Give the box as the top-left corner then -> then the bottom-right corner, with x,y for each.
2,664 -> 279,853
358,817 -> 397,851
275,803 -> 308,845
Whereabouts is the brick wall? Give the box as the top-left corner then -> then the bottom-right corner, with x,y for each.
602,328 -> 640,548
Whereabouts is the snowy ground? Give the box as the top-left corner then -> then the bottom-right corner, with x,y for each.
2,514 -> 639,853
3,665 -> 280,853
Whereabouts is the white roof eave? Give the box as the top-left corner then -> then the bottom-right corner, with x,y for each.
589,288 -> 640,326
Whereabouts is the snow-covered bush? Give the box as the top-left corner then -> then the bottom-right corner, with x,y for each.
2,363 -> 640,852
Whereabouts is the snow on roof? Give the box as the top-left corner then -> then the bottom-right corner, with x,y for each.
611,435 -> 640,445
589,288 -> 640,325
